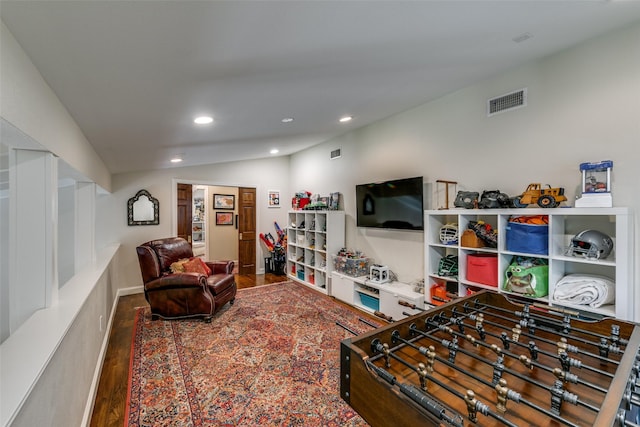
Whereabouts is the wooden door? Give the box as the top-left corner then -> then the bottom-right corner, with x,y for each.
238,187 -> 256,274
177,183 -> 192,244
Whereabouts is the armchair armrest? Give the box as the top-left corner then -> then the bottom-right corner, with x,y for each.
206,261 -> 234,275
145,272 -> 207,292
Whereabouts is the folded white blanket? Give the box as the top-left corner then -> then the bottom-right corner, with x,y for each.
552,274 -> 615,308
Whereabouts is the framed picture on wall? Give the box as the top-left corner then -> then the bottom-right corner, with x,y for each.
268,190 -> 280,208
215,212 -> 234,225
214,194 -> 235,210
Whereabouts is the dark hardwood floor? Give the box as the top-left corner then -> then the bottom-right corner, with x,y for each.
89,273 -> 287,427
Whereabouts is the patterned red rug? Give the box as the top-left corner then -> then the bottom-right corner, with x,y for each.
124,281 -> 378,426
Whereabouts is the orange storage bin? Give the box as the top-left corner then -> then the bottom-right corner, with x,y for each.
466,254 -> 498,286
430,282 -> 450,306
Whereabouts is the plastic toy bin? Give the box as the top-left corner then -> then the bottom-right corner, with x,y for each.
466,253 -> 498,286
357,292 -> 380,311
332,255 -> 369,277
506,222 -> 548,255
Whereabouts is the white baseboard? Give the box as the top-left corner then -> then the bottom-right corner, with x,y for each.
80,285 -> 144,426
118,285 -> 144,296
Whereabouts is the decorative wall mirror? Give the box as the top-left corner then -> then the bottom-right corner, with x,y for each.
127,189 -> 159,226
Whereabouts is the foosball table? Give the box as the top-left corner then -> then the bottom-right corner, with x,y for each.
340,290 -> 640,427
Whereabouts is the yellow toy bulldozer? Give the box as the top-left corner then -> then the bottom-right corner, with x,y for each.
512,183 -> 567,208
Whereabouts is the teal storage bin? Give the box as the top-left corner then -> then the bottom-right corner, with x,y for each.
357,292 -> 380,311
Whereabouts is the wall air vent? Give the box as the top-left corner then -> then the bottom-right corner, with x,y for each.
330,148 -> 341,160
487,88 -> 527,117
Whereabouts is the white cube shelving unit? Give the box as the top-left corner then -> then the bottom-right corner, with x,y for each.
286,210 -> 345,294
425,208 -> 634,321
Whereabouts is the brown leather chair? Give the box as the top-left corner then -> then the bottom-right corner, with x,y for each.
136,237 -> 237,321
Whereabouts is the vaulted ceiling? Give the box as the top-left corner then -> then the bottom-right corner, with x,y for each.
2,1 -> 640,174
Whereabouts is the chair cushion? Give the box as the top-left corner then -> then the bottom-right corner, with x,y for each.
170,258 -> 190,273
183,257 -> 209,275
207,274 -> 235,295
195,257 -> 212,275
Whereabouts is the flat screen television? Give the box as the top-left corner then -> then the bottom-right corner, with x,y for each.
356,176 -> 424,230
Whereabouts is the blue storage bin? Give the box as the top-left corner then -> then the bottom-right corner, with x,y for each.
357,292 -> 380,311
506,221 -> 548,255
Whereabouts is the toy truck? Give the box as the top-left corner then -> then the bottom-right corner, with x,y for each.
512,183 -> 567,208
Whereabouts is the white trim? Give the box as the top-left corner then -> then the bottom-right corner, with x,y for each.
80,285 -> 144,426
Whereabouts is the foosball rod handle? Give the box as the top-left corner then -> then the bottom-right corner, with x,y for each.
374,311 -> 394,322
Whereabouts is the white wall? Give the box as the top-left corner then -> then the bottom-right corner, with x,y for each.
207,185 -> 239,261
98,156 -> 291,292
290,22 -> 640,287
0,22 -> 111,192
1,22 -> 117,427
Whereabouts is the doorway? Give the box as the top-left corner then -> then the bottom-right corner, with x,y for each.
175,182 -> 256,274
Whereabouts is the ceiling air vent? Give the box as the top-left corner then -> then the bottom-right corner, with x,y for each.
330,148 -> 341,160
487,88 -> 527,117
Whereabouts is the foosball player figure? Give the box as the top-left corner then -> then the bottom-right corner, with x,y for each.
599,337 -> 610,358
465,390 -> 479,423
476,323 -> 486,341
495,378 -> 509,414
558,337 -> 569,356
382,342 -> 391,368
550,379 -> 578,416
445,336 -> 459,363
465,334 -> 478,348
519,354 -> 533,370
528,341 -> 539,361
417,362 -> 429,391
512,324 -> 522,343
500,331 -> 511,350
491,346 -> 505,385
475,313 -> 484,330
426,345 -> 436,375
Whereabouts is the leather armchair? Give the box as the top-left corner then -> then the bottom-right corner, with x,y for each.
136,237 -> 237,321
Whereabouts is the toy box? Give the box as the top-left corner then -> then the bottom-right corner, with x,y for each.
332,255 -> 369,277
466,253 -> 498,286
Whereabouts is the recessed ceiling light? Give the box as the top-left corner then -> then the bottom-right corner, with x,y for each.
512,32 -> 533,43
194,116 -> 213,124
170,157 -> 183,163
339,116 -> 353,123
281,117 -> 294,123
270,149 -> 279,154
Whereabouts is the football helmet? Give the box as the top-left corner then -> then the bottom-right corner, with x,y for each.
566,229 -> 613,260
439,223 -> 459,245
438,255 -> 458,277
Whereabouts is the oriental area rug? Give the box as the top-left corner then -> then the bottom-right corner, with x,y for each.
125,281 -> 380,426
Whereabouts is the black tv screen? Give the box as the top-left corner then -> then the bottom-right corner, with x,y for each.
356,176 -> 424,230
